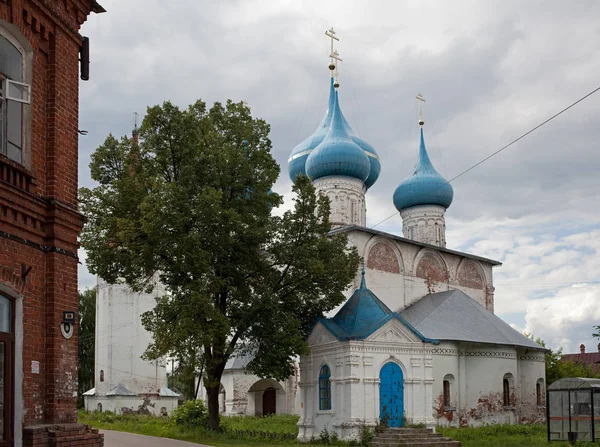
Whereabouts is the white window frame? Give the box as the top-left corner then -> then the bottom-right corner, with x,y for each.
0,23 -> 32,166
5,79 -> 31,104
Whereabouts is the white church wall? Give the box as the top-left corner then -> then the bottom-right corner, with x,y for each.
299,320 -> 436,441
84,395 -> 179,416
517,349 -> 546,424
345,230 -> 496,313
431,343 -> 546,427
93,278 -> 169,393
199,369 -> 297,416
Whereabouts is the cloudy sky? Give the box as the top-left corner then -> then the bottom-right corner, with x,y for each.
78,0 -> 600,354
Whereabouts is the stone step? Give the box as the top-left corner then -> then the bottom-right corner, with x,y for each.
373,441 -> 460,447
376,433 -> 443,440
384,428 -> 434,433
372,427 -> 461,447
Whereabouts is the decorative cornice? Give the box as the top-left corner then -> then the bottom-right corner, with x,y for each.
0,230 -> 77,258
518,355 -> 545,362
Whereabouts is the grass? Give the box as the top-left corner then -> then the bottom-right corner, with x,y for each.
437,424 -> 576,447
79,411 -> 308,447
80,410 -> 593,447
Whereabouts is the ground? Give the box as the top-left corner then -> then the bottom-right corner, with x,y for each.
80,410 -> 576,447
102,430 -> 212,447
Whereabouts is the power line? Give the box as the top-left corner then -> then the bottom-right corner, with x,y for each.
363,84 -> 600,233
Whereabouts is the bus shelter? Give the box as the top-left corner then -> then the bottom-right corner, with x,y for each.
548,378 -> 600,442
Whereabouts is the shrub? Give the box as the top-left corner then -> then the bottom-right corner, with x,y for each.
170,399 -> 208,427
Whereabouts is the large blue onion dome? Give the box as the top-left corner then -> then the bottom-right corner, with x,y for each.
287,77 -> 336,182
335,92 -> 381,188
393,128 -> 453,211
305,90 -> 370,182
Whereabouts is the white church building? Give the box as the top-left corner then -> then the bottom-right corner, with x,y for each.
83,279 -> 180,415
287,61 -> 545,439
86,33 -> 546,440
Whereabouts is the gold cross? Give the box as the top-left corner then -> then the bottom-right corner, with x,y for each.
416,93 -> 426,126
325,27 -> 339,56
330,50 -> 342,88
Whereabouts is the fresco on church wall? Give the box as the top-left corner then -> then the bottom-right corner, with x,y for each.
415,253 -> 449,294
457,260 -> 485,289
367,243 -> 401,274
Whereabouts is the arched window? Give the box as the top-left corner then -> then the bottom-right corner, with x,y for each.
319,365 -> 331,410
536,378 -> 545,406
443,374 -> 455,408
503,373 -> 514,407
443,380 -> 451,407
0,28 -> 31,165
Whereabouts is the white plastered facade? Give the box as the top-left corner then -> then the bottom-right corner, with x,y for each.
197,366 -> 299,417
84,277 -> 179,416
296,225 -> 546,441
297,319 -> 435,441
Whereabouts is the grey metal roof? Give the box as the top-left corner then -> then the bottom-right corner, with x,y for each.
106,383 -> 137,396
399,289 -> 543,350
159,386 -> 180,397
83,387 -> 95,396
224,353 -> 253,370
330,226 -> 502,266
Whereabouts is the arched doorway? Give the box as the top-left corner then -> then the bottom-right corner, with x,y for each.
262,387 -> 276,416
380,362 -> 403,427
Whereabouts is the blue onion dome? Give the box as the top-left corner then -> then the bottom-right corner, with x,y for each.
393,128 -> 453,211
335,92 -> 381,189
305,91 -> 370,182
287,77 -> 336,182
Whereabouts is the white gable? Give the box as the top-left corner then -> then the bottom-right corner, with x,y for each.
306,322 -> 338,346
366,317 -> 422,344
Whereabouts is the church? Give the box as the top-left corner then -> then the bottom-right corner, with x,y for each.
217,36 -> 546,439
92,30 -> 546,441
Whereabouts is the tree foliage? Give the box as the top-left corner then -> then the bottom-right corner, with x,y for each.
527,335 -> 600,385
78,288 -> 96,408
79,100 -> 360,429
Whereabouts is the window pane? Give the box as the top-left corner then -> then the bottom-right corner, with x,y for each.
6,142 -> 20,163
0,36 -> 22,81
0,296 -> 10,332
7,99 -> 21,149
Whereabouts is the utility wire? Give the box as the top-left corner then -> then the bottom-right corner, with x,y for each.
364,85 -> 600,233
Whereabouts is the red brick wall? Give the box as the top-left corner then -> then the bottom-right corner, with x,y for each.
0,0 -> 99,440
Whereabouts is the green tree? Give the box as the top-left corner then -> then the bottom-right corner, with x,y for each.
78,288 -> 96,408
527,334 -> 600,384
79,100 -> 360,430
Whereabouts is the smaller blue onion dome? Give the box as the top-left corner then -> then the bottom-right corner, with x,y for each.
305,91 -> 370,182
336,92 -> 381,189
287,77 -> 336,182
393,128 -> 453,211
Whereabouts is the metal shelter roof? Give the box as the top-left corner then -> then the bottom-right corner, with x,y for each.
548,377 -> 600,391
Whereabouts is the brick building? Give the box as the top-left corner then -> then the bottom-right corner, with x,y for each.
0,0 -> 104,445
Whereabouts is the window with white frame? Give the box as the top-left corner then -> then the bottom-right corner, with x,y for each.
0,32 -> 31,164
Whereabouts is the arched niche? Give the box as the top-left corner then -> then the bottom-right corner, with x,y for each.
456,259 -> 486,289
367,242 -> 401,274
414,250 -> 448,283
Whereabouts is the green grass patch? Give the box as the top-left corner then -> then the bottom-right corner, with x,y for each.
79,410 -> 309,446
437,424 -> 574,447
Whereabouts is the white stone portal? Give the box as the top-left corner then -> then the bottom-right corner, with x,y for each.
400,205 -> 447,247
313,176 -> 366,227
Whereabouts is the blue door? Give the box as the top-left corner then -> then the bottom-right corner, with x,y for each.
380,362 -> 404,427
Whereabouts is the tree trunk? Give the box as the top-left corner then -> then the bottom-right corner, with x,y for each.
206,382 -> 221,431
